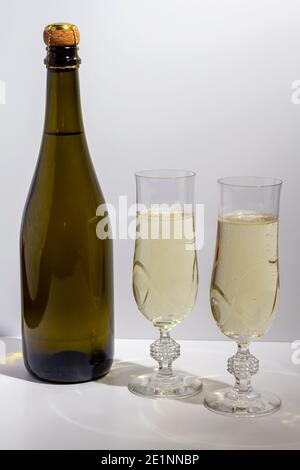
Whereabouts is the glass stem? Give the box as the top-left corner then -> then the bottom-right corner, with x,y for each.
227,343 -> 259,396
150,330 -> 180,379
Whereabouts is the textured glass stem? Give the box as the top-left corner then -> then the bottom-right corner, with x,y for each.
150,330 -> 180,378
227,343 -> 259,395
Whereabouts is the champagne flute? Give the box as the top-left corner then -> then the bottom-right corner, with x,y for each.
128,170 -> 202,398
204,176 -> 282,416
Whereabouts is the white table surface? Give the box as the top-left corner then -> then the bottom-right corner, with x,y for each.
0,337 -> 299,450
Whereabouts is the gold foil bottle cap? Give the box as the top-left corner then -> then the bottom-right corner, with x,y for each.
43,23 -> 80,47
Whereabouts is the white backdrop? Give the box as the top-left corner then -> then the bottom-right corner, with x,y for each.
0,0 -> 298,341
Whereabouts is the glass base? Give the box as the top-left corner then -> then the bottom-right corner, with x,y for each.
204,387 -> 281,417
128,371 -> 202,399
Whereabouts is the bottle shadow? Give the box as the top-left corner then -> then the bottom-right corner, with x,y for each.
99,360 -> 153,386
0,340 -> 154,386
0,339 -> 228,404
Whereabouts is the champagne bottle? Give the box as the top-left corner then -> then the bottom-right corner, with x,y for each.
20,23 -> 114,383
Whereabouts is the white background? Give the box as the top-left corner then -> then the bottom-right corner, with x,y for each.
0,0 -> 298,341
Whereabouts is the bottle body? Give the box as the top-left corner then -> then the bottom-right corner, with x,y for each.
21,63 -> 114,383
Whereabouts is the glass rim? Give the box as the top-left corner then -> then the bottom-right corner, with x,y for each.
218,176 -> 283,188
135,169 -> 196,179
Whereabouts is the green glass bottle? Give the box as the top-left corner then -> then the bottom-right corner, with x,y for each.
20,23 -> 114,383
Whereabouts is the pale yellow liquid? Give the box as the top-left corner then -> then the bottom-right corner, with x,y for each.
133,210 -> 198,330
210,211 -> 279,341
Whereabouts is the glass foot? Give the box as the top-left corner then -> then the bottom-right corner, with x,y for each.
204,387 -> 281,417
128,371 -> 202,399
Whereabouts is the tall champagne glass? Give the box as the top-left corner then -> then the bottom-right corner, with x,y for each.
204,176 -> 282,416
128,170 -> 202,398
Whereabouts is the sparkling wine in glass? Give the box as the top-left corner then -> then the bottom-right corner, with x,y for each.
128,170 -> 202,398
204,176 -> 282,416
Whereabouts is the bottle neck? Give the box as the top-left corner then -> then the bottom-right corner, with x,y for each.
43,68 -> 84,135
